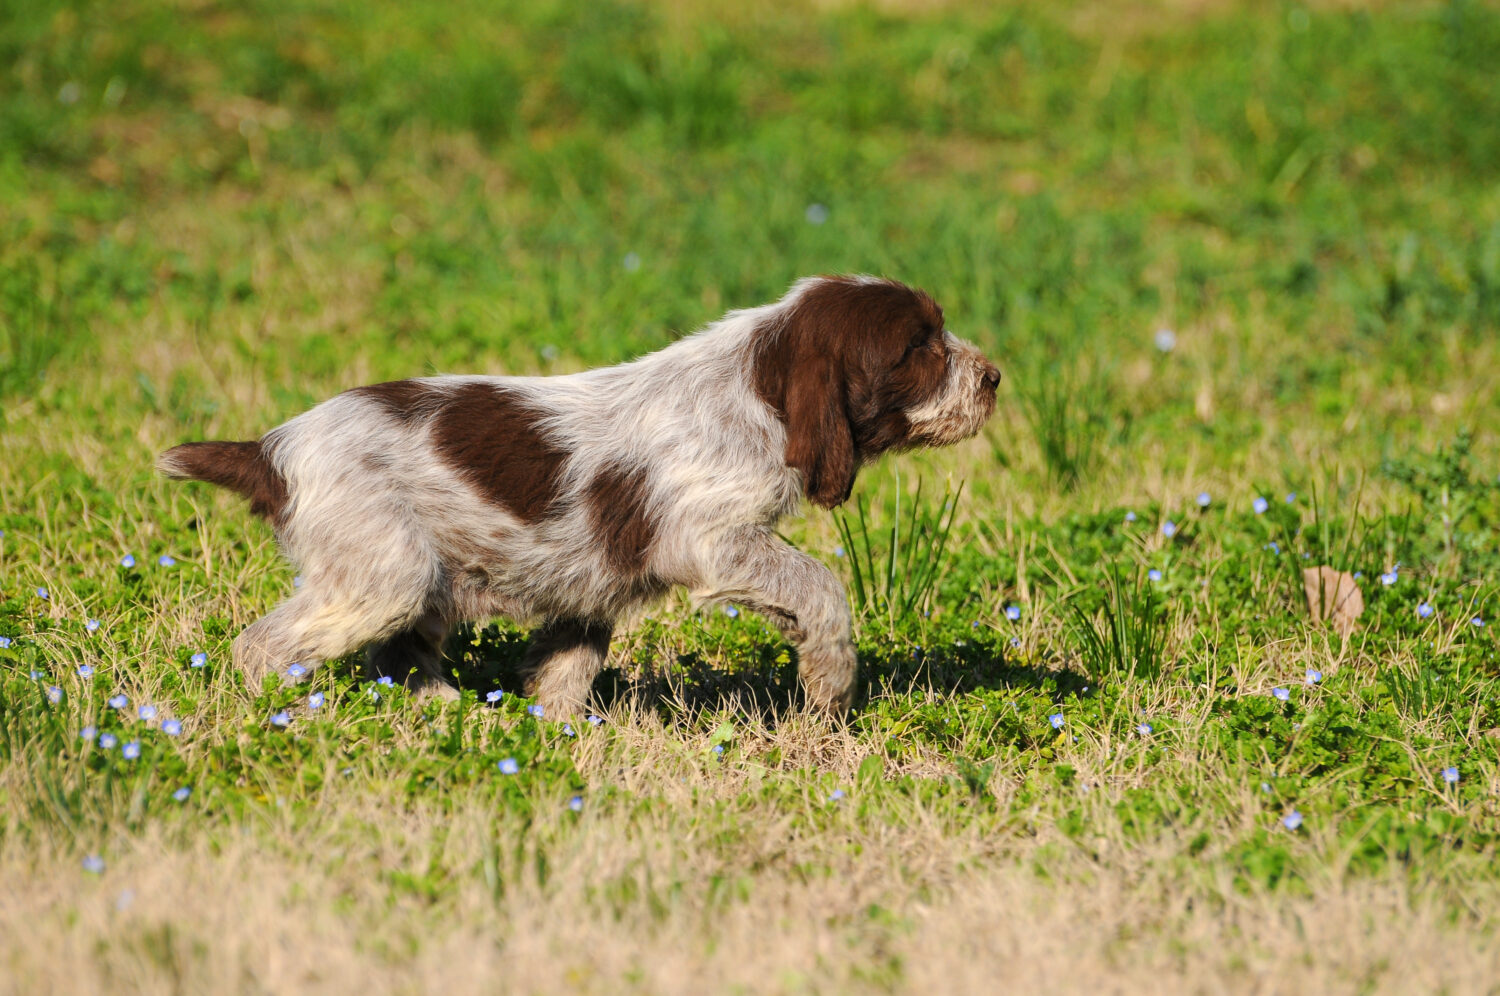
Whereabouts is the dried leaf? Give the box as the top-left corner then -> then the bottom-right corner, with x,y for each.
1303,566 -> 1364,638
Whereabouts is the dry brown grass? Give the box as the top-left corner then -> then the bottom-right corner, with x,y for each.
5,762 -> 1496,996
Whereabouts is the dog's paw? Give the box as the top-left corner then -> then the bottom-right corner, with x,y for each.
410,677 -> 460,703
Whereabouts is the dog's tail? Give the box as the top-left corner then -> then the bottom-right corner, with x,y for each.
157,440 -> 290,523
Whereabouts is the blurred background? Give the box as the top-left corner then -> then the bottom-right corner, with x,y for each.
2,0 -> 1497,504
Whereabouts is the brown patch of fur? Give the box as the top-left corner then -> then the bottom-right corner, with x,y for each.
157,440 -> 290,526
354,380 -> 574,522
423,383 -> 569,523
751,277 -> 950,508
585,463 -> 658,575
348,380 -> 446,424
355,380 -> 570,521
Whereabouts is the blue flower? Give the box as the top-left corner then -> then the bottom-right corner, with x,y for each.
1380,570 -> 1398,586
1473,617 -> 1486,628
46,685 -> 63,703
83,855 -> 106,874
292,575 -> 304,588
1265,542 -> 1280,554
1147,569 -> 1163,582
724,605 -> 740,618
190,652 -> 207,668
376,675 -> 394,686
161,719 -> 182,736
527,704 -> 545,718
830,788 -> 848,801
1272,687 -> 1290,701
1261,782 -> 1272,793
1442,767 -> 1460,784
270,711 -> 291,727
486,690 -> 504,703
1010,637 -> 1021,648
1253,496 -> 1269,515
568,795 -> 584,812
833,546 -> 845,558
1418,603 -> 1433,618
1049,713 -> 1064,729
0,637 -> 11,648
86,619 -> 100,632
497,758 -> 519,775
560,722 -> 576,737
587,714 -> 603,726
122,741 -> 141,760
1286,493 -> 1297,503
1197,492 -> 1211,507
712,744 -> 725,755
120,554 -> 136,568
1161,521 -> 1177,538
1153,328 -> 1176,352
1005,605 -> 1021,621
286,663 -> 307,678
1283,810 -> 1303,831
109,693 -> 128,709
99,733 -> 118,749
37,587 -> 49,600
80,726 -> 97,742
172,787 -> 191,802
1124,511 -> 1137,523
77,664 -> 94,679
308,692 -> 324,710
138,704 -> 157,720
1136,722 -> 1153,736
158,555 -> 176,567
1305,669 -> 1322,685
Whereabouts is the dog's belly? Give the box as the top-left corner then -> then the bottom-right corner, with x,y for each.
438,527 -> 674,625
447,560 -> 535,622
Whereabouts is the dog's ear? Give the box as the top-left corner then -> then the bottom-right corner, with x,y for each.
782,351 -> 857,508
752,304 -> 858,509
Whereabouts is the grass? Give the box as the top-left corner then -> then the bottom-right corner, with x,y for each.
3,0 -> 1500,991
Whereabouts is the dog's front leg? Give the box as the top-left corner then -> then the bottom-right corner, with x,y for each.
706,529 -> 856,714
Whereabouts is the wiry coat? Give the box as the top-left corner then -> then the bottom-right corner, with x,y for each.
159,276 -> 1001,713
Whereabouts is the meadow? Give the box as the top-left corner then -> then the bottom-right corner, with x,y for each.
3,0 -> 1500,991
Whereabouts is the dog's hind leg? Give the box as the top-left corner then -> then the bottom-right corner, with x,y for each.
232,571 -> 436,691
519,618 -> 613,716
364,611 -> 458,701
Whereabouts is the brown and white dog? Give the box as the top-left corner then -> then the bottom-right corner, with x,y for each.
159,276 -> 1000,714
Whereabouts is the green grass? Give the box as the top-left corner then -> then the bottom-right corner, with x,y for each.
3,0 -> 1500,990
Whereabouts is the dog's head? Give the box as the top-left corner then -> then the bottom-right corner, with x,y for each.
752,276 -> 1000,508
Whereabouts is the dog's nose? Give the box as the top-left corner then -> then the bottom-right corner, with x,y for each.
981,361 -> 1001,390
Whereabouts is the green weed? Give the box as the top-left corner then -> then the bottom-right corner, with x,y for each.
1068,564 -> 1171,684
833,475 -> 962,637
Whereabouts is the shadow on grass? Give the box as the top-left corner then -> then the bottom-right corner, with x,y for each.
447,621 -> 1086,726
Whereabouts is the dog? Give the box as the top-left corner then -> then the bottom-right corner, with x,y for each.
158,276 -> 1001,714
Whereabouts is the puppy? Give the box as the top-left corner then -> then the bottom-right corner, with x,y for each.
159,276 -> 1000,714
